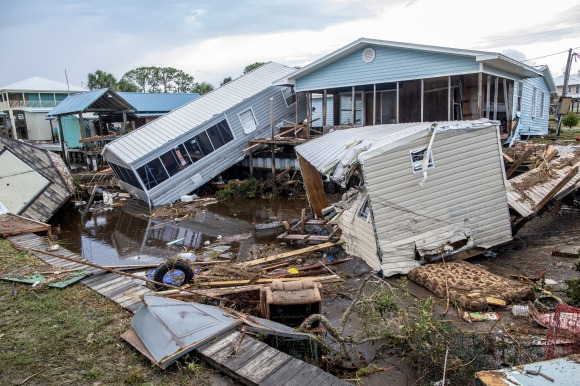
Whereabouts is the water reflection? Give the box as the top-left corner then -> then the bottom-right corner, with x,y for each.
51,198 -> 308,266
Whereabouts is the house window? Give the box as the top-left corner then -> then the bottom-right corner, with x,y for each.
410,147 -> 434,174
517,81 -> 524,113
340,94 -> 362,125
532,87 -> 537,118
540,91 -> 545,118
109,162 -> 142,190
282,87 -> 296,107
239,108 -> 258,134
358,197 -> 371,221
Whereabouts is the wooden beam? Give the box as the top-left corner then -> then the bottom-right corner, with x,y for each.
493,77 -> 499,120
532,165 -> 579,215
197,274 -> 342,287
322,89 -> 327,127
373,84 -> 377,125
396,82 -> 400,123
486,75 -> 491,119
447,76 -> 451,121
241,239 -> 344,267
420,79 -> 424,122
477,72 -> 483,118
297,153 -> 327,218
503,78 -> 510,121
351,86 -> 355,125
506,147 -> 534,178
502,153 -> 515,163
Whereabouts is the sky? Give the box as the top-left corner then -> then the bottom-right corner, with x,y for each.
1,0 -> 579,90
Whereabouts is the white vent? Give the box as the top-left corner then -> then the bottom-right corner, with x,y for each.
191,173 -> 203,186
362,48 -> 375,63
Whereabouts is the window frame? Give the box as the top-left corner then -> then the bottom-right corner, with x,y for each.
409,146 -> 435,174
532,86 -> 537,118
238,108 -> 258,134
358,196 -> 371,221
516,81 -> 524,113
540,91 -> 545,118
281,87 -> 296,107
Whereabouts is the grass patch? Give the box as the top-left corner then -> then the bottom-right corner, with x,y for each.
0,238 -> 223,385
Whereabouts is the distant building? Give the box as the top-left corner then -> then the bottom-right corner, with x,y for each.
554,71 -> 580,96
0,76 -> 83,141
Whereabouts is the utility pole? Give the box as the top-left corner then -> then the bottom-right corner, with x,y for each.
556,49 -> 576,136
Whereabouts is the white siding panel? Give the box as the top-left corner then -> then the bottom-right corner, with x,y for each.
363,125 -> 511,275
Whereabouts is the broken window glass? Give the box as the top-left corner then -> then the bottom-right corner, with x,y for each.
216,120 -> 234,143
159,149 -> 182,177
206,125 -> 226,149
409,147 -> 434,174
183,138 -> 204,161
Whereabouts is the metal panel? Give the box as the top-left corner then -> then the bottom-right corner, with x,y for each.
23,111 -> 53,141
132,295 -> 242,368
0,151 -> 49,213
363,125 -> 511,275
118,92 -> 199,114
103,63 -> 297,165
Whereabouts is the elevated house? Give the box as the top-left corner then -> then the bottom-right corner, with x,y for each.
0,136 -> 75,222
554,71 -> 580,114
102,62 -> 305,207
295,119 -> 512,276
0,76 -> 83,141
278,38 -> 556,140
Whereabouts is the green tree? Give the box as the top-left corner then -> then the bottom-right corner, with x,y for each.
87,70 -> 117,90
173,71 -> 196,93
120,67 -> 158,92
243,62 -> 266,74
220,77 -> 232,86
193,82 -> 214,95
562,112 -> 579,129
116,79 -> 139,92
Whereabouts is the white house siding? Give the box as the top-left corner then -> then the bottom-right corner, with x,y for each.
516,76 -> 551,136
337,192 -> 380,271
138,85 -> 301,206
24,112 -> 52,141
361,126 -> 512,275
296,45 -> 480,92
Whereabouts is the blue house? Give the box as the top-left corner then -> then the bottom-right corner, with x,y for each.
279,38 -> 556,139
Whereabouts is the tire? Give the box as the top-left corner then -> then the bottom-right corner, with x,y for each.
152,259 -> 194,289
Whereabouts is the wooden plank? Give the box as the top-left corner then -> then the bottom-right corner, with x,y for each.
297,154 -> 327,218
260,359 -> 312,386
103,281 -> 140,299
197,274 -> 341,287
502,153 -> 514,163
241,240 -> 344,267
235,349 -> 293,384
532,165 -> 579,215
506,147 -> 534,178
198,331 -> 240,357
90,276 -> 127,292
217,338 -> 265,370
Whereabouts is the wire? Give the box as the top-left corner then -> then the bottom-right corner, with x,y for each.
522,47 -> 580,62
481,27 -> 580,43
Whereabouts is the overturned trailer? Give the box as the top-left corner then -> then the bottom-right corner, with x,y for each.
295,119 -> 513,276
102,63 -> 305,207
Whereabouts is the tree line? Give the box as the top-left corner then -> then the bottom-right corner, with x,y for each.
87,62 -> 266,95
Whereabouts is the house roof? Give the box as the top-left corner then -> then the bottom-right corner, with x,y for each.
295,119 -> 498,185
103,62 -> 296,165
0,76 -> 84,92
535,65 -> 557,93
117,92 -> 199,116
279,38 -> 544,85
553,72 -> 580,87
46,89 -> 135,118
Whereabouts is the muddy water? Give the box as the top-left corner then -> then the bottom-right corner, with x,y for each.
50,198 -> 308,267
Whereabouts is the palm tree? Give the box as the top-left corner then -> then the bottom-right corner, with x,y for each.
194,82 -> 214,95
87,70 -> 118,90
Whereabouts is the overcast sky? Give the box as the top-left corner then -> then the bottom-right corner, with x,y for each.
1,0 -> 579,89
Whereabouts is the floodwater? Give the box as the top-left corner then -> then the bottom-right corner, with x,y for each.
49,197 -> 309,267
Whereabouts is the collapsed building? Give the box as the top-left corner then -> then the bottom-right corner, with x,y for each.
102,63 -> 305,207
295,119 -> 513,276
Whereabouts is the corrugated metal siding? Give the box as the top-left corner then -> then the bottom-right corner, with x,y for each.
47,89 -> 108,116
61,115 -> 89,148
296,45 -> 480,92
24,111 -> 52,141
143,85 -> 301,206
337,193 -> 380,270
103,63 -> 296,165
361,126 -> 511,275
0,137 -> 73,221
517,77 -> 551,136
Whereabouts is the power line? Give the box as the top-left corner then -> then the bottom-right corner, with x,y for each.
522,47 -> 580,62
